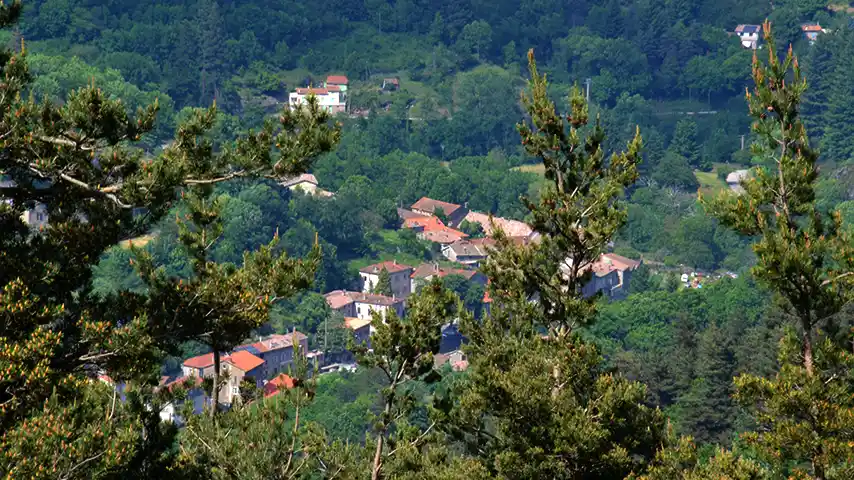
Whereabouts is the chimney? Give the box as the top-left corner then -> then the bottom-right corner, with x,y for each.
393,259 -> 397,265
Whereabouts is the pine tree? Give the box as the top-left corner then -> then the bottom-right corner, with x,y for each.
437,50 -> 668,479
673,323 -> 735,444
0,0 -> 341,469
173,341 -> 364,478
704,23 -> 854,479
669,119 -> 701,168
134,102 -> 338,415
372,267 -> 393,297
352,279 -> 460,480
704,22 -> 854,376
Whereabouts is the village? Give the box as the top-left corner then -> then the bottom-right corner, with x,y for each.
129,187 -> 651,423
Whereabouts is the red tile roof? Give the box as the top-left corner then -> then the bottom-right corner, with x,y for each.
360,260 -> 414,275
183,352 -> 216,369
295,87 -> 330,95
344,316 -> 372,330
280,173 -> 318,188
403,215 -> 445,229
325,290 -> 356,310
601,253 -> 641,271
326,75 -> 349,85
225,350 -> 265,372
411,197 -> 464,217
421,228 -> 467,244
243,332 -> 307,354
802,24 -> 822,32
397,208 -> 428,221
464,211 -> 533,238
163,375 -> 203,392
326,290 -> 403,308
411,263 -> 480,281
264,374 -> 296,397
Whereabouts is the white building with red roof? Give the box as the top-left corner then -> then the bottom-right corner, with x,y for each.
324,290 -> 405,320
325,75 -> 349,92
359,260 -> 414,298
289,86 -> 346,113
410,197 -> 469,227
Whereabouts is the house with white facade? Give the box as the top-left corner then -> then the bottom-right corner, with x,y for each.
289,87 -> 346,114
324,290 -> 405,320
1,176 -> 49,230
734,24 -> 762,49
359,260 -> 414,298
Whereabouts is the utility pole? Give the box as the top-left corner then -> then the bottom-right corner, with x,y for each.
741,134 -> 745,150
584,78 -> 592,103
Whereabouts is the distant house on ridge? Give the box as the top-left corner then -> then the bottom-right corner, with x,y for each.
734,24 -> 762,49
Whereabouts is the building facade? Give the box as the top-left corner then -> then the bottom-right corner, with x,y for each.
359,261 -> 414,298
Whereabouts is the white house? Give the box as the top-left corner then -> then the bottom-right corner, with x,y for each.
359,260 -> 414,298
289,87 -> 346,114
325,75 -> 349,93
1,176 -> 49,230
734,24 -> 762,49
324,290 -> 405,321
726,169 -> 750,194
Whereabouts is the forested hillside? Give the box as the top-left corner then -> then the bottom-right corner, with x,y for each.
4,0 -> 854,478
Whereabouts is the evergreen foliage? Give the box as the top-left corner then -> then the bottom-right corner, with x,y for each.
436,51 -> 667,479
0,0 -> 341,470
372,267 -> 393,296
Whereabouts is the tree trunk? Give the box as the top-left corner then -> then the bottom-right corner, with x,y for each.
372,399 -> 392,480
813,457 -> 825,480
210,348 -> 221,417
803,330 -> 814,376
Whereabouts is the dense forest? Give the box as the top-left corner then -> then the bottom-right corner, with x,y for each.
4,0 -> 854,478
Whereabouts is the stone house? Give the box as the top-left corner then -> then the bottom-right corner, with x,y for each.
359,260 -> 414,298
410,197 -> 469,227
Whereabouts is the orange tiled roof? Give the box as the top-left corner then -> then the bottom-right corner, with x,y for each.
225,350 -> 265,372
244,332 -> 307,354
326,75 -> 349,85
264,374 -> 296,397
601,253 -> 641,271
463,211 -> 533,238
411,263 -> 479,281
295,87 -> 330,95
421,227 -> 467,244
360,260 -> 413,275
183,352 -> 216,369
411,197 -> 463,216
344,317 -> 372,330
403,215 -> 444,229
325,290 -> 356,310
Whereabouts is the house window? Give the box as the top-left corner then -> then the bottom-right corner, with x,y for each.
232,387 -> 239,394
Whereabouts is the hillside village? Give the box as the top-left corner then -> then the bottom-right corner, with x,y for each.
140,184 -> 647,420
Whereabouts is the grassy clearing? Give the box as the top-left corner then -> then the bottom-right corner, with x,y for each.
512,163 -> 546,176
695,163 -> 747,197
